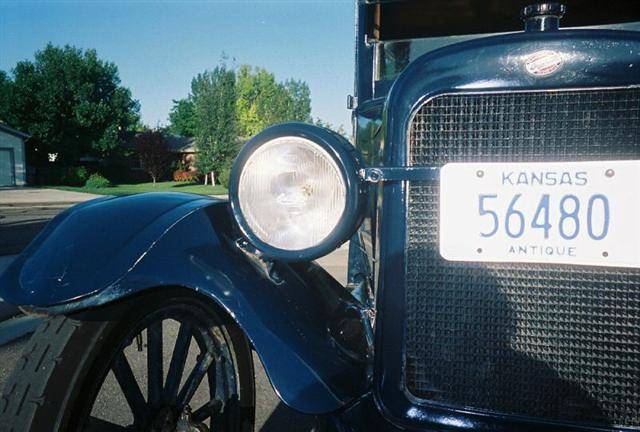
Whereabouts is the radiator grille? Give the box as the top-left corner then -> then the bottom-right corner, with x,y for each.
405,89 -> 640,428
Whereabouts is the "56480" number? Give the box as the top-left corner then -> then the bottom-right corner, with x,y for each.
478,194 -> 610,241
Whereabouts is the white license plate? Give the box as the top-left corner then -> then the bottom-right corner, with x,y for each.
439,161 -> 640,268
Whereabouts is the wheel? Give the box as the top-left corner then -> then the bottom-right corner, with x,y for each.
0,289 -> 255,432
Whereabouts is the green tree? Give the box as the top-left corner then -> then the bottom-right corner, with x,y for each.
2,44 -> 139,165
235,65 -> 311,137
284,79 -> 312,122
192,64 -> 238,185
167,98 -> 196,137
0,71 -> 13,124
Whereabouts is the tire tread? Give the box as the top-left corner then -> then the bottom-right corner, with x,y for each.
0,316 -> 78,431
0,290 -> 255,432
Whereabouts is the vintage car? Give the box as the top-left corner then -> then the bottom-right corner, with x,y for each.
1,1 -> 640,431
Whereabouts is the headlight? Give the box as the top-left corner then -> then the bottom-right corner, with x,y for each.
237,136 -> 346,250
230,123 -> 365,261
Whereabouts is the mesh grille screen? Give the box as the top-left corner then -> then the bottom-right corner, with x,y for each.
405,89 -> 640,428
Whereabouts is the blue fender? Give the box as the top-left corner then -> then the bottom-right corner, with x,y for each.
0,192 -> 368,414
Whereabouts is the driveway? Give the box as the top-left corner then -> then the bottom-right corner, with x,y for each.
0,185 -> 221,204
0,187 -> 98,255
0,186 -> 100,205
0,187 -> 348,430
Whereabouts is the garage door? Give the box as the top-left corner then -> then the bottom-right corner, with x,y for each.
0,148 -> 15,186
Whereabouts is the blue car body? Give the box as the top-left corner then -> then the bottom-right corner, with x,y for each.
0,193 -> 368,415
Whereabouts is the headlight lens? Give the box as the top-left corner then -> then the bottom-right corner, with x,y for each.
237,136 -> 347,251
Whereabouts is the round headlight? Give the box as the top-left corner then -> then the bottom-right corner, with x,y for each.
230,123 -> 365,261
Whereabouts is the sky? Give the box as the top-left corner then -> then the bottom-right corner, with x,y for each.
0,0 -> 355,130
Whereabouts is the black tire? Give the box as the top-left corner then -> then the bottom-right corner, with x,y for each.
0,288 -> 255,432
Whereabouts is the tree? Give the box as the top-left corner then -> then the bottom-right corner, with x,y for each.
1,44 -> 140,166
192,64 -> 238,186
283,79 -> 312,122
179,62 -> 313,185
167,98 -> 196,137
235,65 -> 312,137
0,71 -> 12,124
135,130 -> 171,185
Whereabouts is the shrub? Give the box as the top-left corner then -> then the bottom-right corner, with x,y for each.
218,165 -> 232,189
85,173 -> 112,189
173,169 -> 198,182
75,166 -> 89,182
61,166 -> 89,186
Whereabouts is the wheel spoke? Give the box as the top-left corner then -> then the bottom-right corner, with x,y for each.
220,356 -> 231,396
84,416 -> 130,432
147,321 -> 163,406
192,398 -> 223,422
163,321 -> 192,403
207,359 -> 218,398
112,352 -> 148,426
177,351 -> 215,410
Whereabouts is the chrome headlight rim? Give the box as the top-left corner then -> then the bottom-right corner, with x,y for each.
229,122 -> 365,262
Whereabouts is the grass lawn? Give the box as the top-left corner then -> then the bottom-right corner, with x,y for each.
49,181 -> 227,197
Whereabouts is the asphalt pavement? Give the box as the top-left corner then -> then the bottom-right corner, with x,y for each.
0,188 -> 349,430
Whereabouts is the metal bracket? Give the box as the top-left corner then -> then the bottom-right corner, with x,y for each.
363,34 -> 379,47
235,238 -> 284,285
359,166 -> 440,183
347,95 -> 358,110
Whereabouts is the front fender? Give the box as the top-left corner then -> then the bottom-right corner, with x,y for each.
1,193 -> 213,306
0,193 -> 368,414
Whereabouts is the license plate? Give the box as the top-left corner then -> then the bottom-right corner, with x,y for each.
439,161 -> 640,268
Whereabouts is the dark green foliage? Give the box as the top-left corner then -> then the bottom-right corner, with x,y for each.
60,166 -> 90,186
167,98 -> 197,137
0,44 -> 140,166
192,65 -> 238,180
0,71 -> 12,123
283,79 -> 312,123
84,173 -> 112,188
218,162 -> 232,189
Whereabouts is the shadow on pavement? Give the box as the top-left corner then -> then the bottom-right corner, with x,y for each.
259,403 -> 317,432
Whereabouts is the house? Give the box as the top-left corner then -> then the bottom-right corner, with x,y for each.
125,133 -> 196,169
0,123 -> 29,186
165,134 -> 196,171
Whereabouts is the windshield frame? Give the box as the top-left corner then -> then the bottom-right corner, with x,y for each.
373,21 -> 640,85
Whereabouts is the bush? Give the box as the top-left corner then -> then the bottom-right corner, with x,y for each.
218,165 -> 232,188
101,162 -> 133,183
60,166 -> 89,186
85,173 -> 112,189
172,169 -> 199,182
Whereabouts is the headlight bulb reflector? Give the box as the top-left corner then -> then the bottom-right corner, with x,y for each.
237,136 -> 347,251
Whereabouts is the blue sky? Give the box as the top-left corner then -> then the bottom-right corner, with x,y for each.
0,0 -> 355,129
